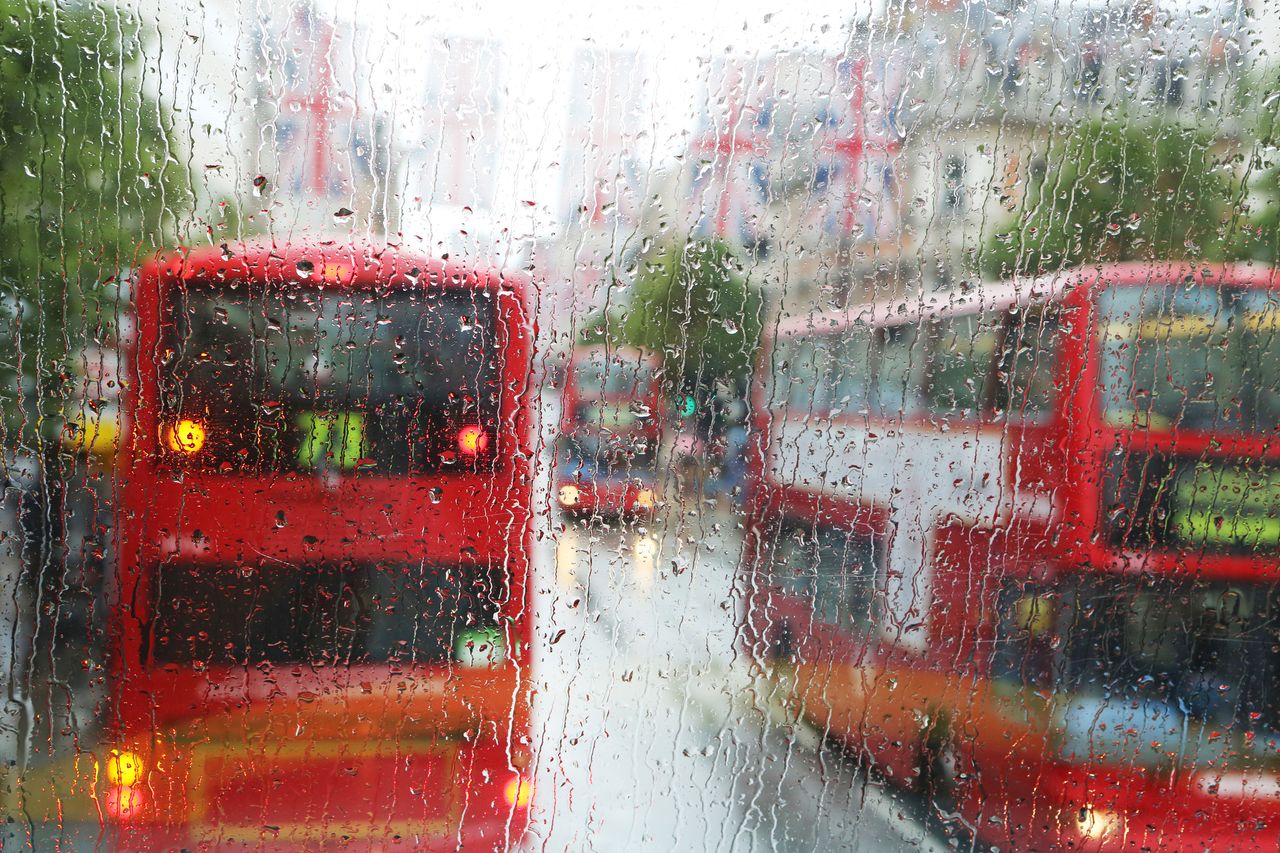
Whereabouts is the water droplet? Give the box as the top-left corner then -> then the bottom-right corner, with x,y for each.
296,260 -> 315,280
252,175 -> 268,196
333,207 -> 354,223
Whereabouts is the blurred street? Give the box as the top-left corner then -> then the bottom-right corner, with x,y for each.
526,496 -> 948,852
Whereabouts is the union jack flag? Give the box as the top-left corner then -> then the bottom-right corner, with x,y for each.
684,51 -> 903,249
686,55 -> 771,245
257,5 -> 373,202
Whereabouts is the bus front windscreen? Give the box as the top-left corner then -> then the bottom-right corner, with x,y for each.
1098,283 -> 1280,434
1056,577 -> 1280,765
148,561 -> 506,668
997,576 -> 1280,766
159,284 -> 499,473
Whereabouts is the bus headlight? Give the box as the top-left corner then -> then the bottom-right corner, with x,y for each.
456,424 -> 490,456
455,627 -> 506,668
559,484 -> 581,507
106,749 -> 146,787
104,747 -> 149,822
162,418 -> 207,454
503,774 -> 534,808
1076,805 -> 1122,840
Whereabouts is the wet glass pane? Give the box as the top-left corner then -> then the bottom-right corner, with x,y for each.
2,0 -> 1277,850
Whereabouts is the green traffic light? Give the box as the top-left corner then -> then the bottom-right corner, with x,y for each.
679,395 -> 696,417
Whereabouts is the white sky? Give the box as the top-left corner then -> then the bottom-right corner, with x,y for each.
346,0 -> 871,54
332,0 -> 876,246
141,0 -> 1280,253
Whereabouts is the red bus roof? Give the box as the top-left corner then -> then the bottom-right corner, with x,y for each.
143,240 -> 526,292
772,262 -> 1280,339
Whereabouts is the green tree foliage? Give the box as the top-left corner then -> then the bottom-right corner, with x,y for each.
982,117 -> 1240,278
589,238 -> 762,399
0,0 -> 189,441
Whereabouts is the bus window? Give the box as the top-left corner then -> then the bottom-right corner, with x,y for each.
832,327 -> 875,416
813,526 -> 882,632
763,337 -> 793,409
872,324 -> 924,419
811,336 -> 840,416
770,522 -> 882,633
1057,578 -> 1280,752
150,560 -> 506,667
923,312 -> 1000,422
993,308 -> 1060,422
573,349 -> 657,398
783,338 -> 824,412
1098,283 -> 1280,433
162,285 -> 499,473
991,580 -> 1058,690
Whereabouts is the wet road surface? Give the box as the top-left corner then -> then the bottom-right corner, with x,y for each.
526,502 -> 949,851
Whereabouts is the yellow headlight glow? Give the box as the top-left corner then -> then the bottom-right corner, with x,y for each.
503,775 -> 534,808
106,749 -> 145,787
163,418 -> 207,455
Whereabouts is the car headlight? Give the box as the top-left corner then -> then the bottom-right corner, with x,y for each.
634,488 -> 656,509
559,484 -> 581,507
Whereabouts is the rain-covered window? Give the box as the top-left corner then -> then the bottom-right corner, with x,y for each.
4,0 -> 1280,850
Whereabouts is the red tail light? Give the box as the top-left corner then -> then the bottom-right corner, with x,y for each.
457,425 -> 490,456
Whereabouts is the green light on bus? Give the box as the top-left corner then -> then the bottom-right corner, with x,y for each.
296,411 -> 366,470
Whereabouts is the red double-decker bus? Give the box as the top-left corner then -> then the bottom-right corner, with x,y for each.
555,345 -> 662,519
743,263 -> 1280,850
17,243 -> 536,849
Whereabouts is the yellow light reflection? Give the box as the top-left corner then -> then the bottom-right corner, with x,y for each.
1076,806 -> 1122,840
106,785 -> 144,820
